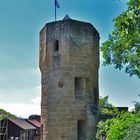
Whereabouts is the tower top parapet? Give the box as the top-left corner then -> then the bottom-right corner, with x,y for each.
41,16 -> 100,38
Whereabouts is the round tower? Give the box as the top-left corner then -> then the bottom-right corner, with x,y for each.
39,17 -> 100,140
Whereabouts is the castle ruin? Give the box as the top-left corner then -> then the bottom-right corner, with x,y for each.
39,16 -> 100,140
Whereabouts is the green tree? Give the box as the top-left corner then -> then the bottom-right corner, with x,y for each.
101,0 -> 140,78
133,95 -> 140,115
96,95 -> 140,140
96,108 -> 140,140
105,112 -> 140,140
99,96 -> 118,116
123,123 -> 140,140
99,96 -> 112,107
0,108 -> 16,120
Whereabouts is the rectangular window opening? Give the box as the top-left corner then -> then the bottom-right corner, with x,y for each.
54,40 -> 59,51
75,77 -> 86,99
77,120 -> 86,140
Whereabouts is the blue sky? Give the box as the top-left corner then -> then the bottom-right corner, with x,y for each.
0,0 -> 139,117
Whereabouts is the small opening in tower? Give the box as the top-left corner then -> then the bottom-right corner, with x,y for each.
77,120 -> 86,140
75,77 -> 86,99
94,88 -> 98,106
54,40 -> 59,51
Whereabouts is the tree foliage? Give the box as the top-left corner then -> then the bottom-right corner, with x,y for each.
0,108 -> 17,120
101,0 -> 140,78
99,96 -> 118,116
123,123 -> 140,140
99,96 -> 112,107
96,95 -> 140,140
96,112 -> 140,140
133,95 -> 140,115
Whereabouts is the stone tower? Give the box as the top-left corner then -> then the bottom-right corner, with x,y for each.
39,17 -> 100,140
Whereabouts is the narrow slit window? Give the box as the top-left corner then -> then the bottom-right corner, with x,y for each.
54,40 -> 59,51
94,88 -> 98,106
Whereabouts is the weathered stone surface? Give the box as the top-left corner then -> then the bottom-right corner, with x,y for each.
39,19 -> 100,140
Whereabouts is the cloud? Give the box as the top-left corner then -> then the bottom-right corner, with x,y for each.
31,96 -> 41,104
0,86 -> 41,104
0,93 -> 41,118
0,102 -> 40,118
0,67 -> 41,90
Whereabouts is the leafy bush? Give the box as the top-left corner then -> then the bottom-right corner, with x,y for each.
96,112 -> 140,140
123,123 -> 140,140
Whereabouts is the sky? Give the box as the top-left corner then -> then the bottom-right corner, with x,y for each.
0,0 -> 139,117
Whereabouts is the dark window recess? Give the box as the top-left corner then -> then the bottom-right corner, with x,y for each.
94,88 -> 98,106
75,77 -> 85,99
77,120 -> 86,140
53,40 -> 60,66
54,40 -> 59,51
41,124 -> 43,140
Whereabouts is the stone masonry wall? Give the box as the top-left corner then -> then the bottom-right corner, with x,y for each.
39,19 -> 100,140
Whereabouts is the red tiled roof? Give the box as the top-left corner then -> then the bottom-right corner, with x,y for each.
9,118 -> 36,130
28,119 -> 41,128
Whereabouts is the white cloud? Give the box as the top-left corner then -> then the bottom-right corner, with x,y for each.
0,102 -> 40,118
30,68 -> 40,76
0,86 -> 41,104
0,94 -> 41,118
31,96 -> 41,104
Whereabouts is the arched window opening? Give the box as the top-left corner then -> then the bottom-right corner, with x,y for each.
54,40 -> 59,51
